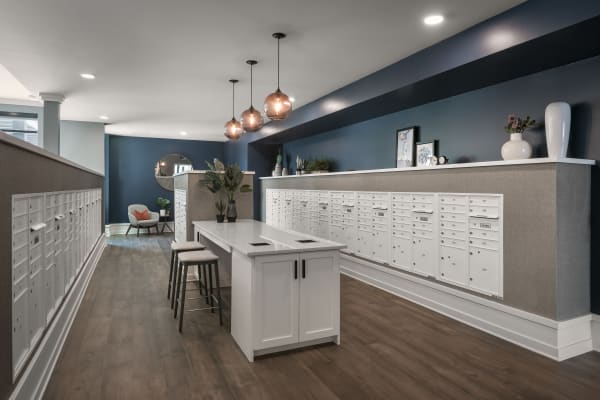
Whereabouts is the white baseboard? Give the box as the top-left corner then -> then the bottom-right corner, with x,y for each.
593,314 -> 600,352
10,234 -> 107,400
340,253 -> 594,361
105,222 -> 173,236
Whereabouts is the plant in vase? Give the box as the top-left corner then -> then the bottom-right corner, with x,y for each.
203,161 -> 226,222
215,200 -> 226,223
307,158 -> 331,174
156,197 -> 171,217
501,114 -> 536,160
222,164 -> 252,222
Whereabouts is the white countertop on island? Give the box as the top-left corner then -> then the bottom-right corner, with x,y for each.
193,219 -> 346,256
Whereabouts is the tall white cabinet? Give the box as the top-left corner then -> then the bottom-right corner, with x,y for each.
266,189 -> 503,297
11,188 -> 102,378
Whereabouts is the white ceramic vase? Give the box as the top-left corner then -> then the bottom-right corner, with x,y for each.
545,102 -> 571,159
501,133 -> 532,160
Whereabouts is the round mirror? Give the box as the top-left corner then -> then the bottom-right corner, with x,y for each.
154,153 -> 193,191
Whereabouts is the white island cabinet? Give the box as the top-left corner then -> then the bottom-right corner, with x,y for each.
193,220 -> 344,362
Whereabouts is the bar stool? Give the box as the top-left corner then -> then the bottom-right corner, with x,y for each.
168,241 -> 205,309
174,250 -> 223,332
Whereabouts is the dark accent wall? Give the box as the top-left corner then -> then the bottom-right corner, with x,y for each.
0,136 -> 104,400
282,55 -> 600,171
106,135 -> 224,223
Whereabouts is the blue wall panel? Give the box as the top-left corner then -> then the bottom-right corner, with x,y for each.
106,135 -> 224,223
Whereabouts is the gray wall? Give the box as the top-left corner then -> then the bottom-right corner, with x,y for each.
261,163 -> 591,321
60,120 -> 105,174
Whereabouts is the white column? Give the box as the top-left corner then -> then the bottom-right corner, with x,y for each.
39,93 -> 64,154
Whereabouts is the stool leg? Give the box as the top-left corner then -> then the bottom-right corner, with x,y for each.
202,264 -> 210,305
179,263 -> 189,333
168,250 -> 175,300
173,260 -> 182,318
208,263 -> 214,312
214,261 -> 223,326
198,263 -> 204,296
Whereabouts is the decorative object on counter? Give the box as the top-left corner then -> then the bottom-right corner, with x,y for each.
501,114 -> 535,160
438,155 -> 448,165
416,141 -> 437,167
203,160 -> 226,222
224,79 -> 244,140
240,60 -> 264,132
307,158 -> 331,173
295,155 -> 308,174
213,158 -> 225,171
396,127 -> 416,167
282,167 -> 289,176
215,200 -> 226,223
156,196 -> 171,217
222,164 -> 252,222
274,148 -> 283,176
264,33 -> 293,120
545,102 -> 571,159
430,155 -> 438,165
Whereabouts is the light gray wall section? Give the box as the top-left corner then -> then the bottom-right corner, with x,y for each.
556,165 -> 591,319
260,163 -> 591,320
42,100 -> 60,154
60,120 -> 105,174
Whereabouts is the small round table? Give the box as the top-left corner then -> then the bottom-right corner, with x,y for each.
159,215 -> 174,234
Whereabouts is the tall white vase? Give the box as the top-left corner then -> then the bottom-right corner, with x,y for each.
545,102 -> 571,159
501,133 -> 532,160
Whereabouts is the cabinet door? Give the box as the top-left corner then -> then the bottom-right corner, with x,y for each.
28,270 -> 44,347
12,287 -> 29,376
391,237 -> 411,270
412,237 -> 435,277
439,246 -> 468,287
372,229 -> 390,263
469,247 -> 500,295
253,254 -> 299,350
299,251 -> 340,342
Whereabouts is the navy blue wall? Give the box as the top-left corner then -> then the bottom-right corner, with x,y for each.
282,55 -> 600,171
106,135 -> 224,223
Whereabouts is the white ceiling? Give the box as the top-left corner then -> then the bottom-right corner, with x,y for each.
0,0 -> 523,141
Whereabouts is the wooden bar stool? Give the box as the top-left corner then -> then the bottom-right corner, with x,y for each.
168,241 -> 205,309
174,250 -> 223,332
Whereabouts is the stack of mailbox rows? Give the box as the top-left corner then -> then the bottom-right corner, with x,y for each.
265,189 -> 503,298
11,188 -> 102,378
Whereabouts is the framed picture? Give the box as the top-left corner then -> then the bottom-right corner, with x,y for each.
396,127 -> 416,167
416,141 -> 437,167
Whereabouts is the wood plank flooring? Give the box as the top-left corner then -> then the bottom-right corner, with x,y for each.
43,234 -> 600,399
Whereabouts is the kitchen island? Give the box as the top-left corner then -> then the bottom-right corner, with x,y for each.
193,220 -> 345,362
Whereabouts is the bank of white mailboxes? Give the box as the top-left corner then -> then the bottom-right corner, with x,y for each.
11,188 -> 102,378
174,189 -> 187,243
266,189 -> 503,298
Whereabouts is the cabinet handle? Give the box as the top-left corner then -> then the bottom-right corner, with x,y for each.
294,260 -> 298,280
302,259 -> 306,279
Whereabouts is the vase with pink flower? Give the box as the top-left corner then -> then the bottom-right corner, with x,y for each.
501,114 -> 536,160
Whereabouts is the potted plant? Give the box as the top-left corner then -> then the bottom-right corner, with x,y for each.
203,161 -> 226,222
156,197 -> 171,217
501,114 -> 536,160
307,158 -> 331,174
222,164 -> 252,222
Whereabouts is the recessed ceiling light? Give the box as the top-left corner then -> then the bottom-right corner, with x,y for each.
424,14 -> 444,26
99,115 -> 109,120
179,131 -> 188,136
80,73 -> 96,80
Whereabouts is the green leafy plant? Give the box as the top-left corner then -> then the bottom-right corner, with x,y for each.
504,114 -> 536,134
156,197 -> 171,210
215,200 -> 226,215
222,164 -> 252,203
307,158 -> 331,172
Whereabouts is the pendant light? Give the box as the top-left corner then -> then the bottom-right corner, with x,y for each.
240,60 -> 264,132
264,32 -> 292,120
224,79 -> 244,140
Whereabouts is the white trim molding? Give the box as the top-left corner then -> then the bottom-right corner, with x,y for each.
10,234 -> 106,400
105,222 -> 174,236
593,314 -> 600,352
340,253 -> 595,361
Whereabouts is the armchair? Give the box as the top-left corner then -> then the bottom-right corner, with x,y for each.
126,204 -> 160,236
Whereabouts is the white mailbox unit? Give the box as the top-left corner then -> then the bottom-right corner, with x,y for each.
11,188 -> 102,378
266,189 -> 503,298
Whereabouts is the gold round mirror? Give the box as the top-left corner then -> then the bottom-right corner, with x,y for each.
154,153 -> 193,191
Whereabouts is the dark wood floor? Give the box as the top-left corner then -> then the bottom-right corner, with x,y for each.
43,235 -> 600,400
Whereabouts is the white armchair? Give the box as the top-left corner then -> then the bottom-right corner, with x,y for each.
126,204 -> 160,236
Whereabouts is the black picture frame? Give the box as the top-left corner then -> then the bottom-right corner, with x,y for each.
395,126 -> 417,167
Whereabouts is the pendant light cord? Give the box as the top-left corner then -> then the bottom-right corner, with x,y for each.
277,37 -> 281,90
250,63 -> 254,106
232,81 -> 235,119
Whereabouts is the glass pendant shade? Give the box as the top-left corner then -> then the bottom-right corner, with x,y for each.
241,106 -> 264,132
264,32 -> 292,121
241,60 -> 264,132
224,117 -> 243,140
264,88 -> 292,120
224,78 -> 244,140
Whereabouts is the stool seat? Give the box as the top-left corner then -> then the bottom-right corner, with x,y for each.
171,241 -> 205,251
178,250 -> 218,264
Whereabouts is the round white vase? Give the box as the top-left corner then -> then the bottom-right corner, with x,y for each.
501,133 -> 532,160
545,102 -> 571,159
